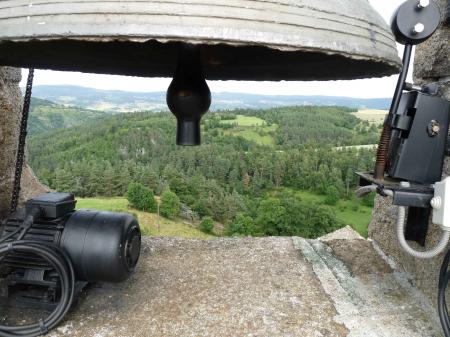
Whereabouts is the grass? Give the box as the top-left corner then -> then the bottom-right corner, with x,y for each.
220,115 -> 278,146
232,129 -> 275,146
76,191 -> 373,239
293,190 -> 372,238
76,197 -> 212,239
220,115 -> 267,127
353,109 -> 387,125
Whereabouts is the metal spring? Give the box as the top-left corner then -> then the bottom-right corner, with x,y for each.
374,123 -> 391,179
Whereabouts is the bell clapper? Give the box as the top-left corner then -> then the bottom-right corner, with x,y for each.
166,44 -> 211,146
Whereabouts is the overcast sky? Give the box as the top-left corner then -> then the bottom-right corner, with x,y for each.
20,0 -> 408,98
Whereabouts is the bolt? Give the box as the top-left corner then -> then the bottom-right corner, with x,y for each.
428,120 -> 440,137
413,23 -> 425,34
418,0 -> 430,8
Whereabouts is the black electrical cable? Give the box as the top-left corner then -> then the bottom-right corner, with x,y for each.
438,248 -> 450,337
0,227 -> 75,337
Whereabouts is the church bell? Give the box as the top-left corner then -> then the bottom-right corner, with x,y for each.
0,0 -> 402,144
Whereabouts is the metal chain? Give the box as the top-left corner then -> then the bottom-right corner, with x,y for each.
9,69 -> 34,214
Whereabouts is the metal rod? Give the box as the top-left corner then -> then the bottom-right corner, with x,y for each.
374,45 -> 413,179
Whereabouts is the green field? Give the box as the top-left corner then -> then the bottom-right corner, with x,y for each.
221,115 -> 277,146
221,115 -> 267,127
76,198 -> 212,239
353,109 -> 387,125
293,190 -> 372,237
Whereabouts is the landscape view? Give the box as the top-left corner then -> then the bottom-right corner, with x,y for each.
27,85 -> 388,239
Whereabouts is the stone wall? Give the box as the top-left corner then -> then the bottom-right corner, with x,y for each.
369,0 -> 450,304
0,67 -> 47,220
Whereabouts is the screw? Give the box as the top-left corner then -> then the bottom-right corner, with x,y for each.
418,0 -> 430,8
413,23 -> 425,34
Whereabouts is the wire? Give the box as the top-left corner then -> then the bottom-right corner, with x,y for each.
0,226 -> 75,337
439,248 -> 450,337
396,206 -> 450,259
0,229 -> 21,244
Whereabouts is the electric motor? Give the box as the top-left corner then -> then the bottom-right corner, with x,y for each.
0,192 -> 141,286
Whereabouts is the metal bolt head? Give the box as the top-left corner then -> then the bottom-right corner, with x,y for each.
428,120 -> 440,137
418,0 -> 430,8
413,23 -> 425,34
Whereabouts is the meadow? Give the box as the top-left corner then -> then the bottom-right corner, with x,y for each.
221,115 -> 278,146
77,189 -> 372,238
76,197 -> 212,238
353,109 -> 387,124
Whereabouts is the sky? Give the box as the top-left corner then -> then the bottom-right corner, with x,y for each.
20,0 -> 408,99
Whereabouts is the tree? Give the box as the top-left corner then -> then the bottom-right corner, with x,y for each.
104,162 -> 115,197
114,166 -> 131,196
54,166 -> 73,193
199,217 -> 214,234
126,182 -> 157,212
160,190 -> 181,218
255,197 -> 286,236
227,214 -> 257,236
324,186 -> 339,206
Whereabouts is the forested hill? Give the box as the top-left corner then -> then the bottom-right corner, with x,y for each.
29,105 -> 378,238
28,97 -> 106,134
31,85 -> 391,112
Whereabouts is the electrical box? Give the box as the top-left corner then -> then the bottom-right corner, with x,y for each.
432,177 -> 450,229
388,92 -> 450,184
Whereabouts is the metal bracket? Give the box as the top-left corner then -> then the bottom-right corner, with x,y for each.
391,114 -> 413,131
356,172 -> 434,245
405,207 -> 431,247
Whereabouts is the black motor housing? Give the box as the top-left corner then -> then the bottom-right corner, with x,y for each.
61,209 -> 141,282
1,193 -> 141,285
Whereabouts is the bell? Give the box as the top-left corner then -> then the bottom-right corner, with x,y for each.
0,0 -> 400,79
0,0 -> 402,144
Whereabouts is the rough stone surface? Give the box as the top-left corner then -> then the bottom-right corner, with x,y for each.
370,0 -> 450,305
319,225 -> 364,242
0,66 -> 22,219
414,0 -> 450,80
0,67 -> 48,220
2,236 -> 443,337
369,158 -> 450,304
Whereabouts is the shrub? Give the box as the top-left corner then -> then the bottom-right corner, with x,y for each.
126,182 -> 157,212
160,190 -> 181,218
361,193 -> 375,207
227,214 -> 257,236
324,186 -> 339,206
199,217 -> 214,234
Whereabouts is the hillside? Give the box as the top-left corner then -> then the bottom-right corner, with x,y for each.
28,105 -> 378,237
28,97 -> 106,134
31,85 -> 391,112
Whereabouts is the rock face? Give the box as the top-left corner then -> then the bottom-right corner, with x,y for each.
2,235 -> 442,337
0,67 -> 23,219
0,67 -> 48,220
369,0 -> 450,304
